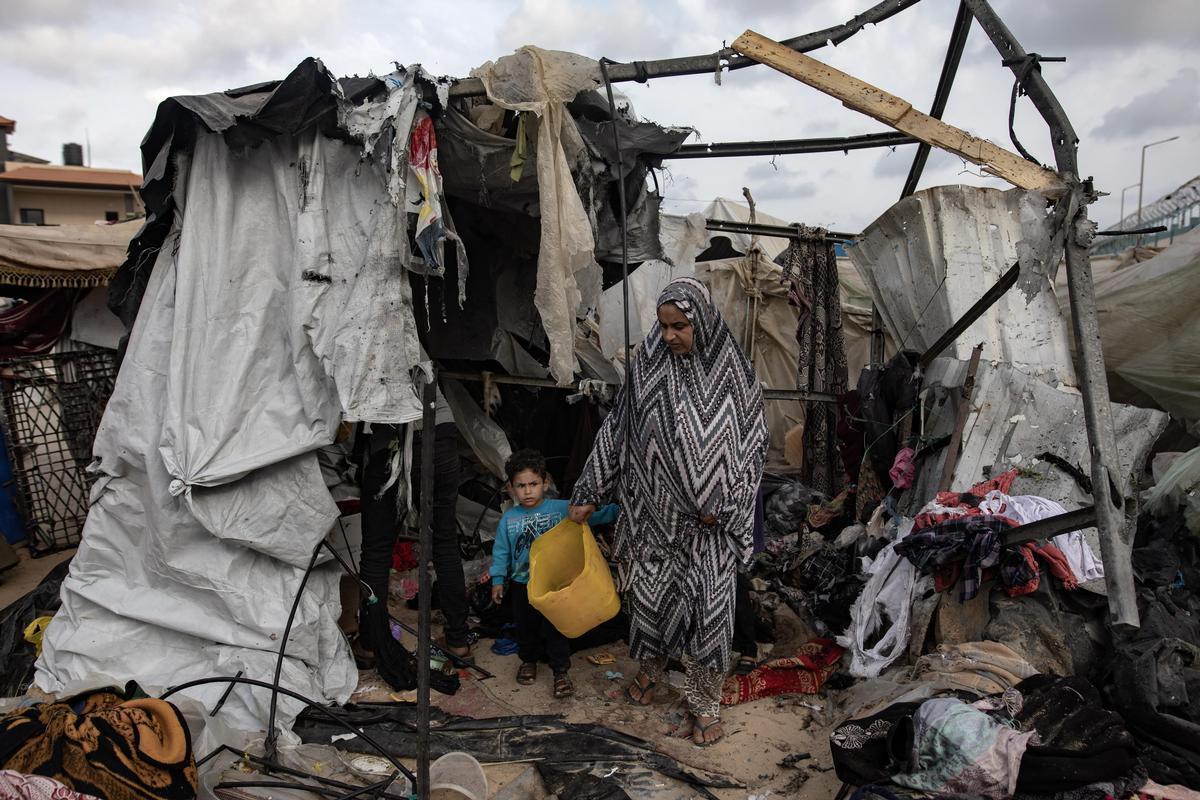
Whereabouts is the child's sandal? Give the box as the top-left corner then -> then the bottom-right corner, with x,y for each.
553,672 -> 574,698
516,661 -> 538,685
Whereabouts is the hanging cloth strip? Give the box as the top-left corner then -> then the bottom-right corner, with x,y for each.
779,228 -> 849,494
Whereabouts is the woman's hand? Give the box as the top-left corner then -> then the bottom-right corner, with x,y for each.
491,584 -> 505,605
568,504 -> 596,523
700,514 -> 718,526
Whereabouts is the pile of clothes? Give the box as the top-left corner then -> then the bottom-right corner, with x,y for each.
830,675 -> 1153,800
895,470 -> 1104,602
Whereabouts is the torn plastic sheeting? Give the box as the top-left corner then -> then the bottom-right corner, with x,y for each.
293,705 -> 737,796
1146,444 -> 1200,535
158,129 -> 428,503
442,378 -> 512,480
838,518 -> 929,678
1064,226 -> 1200,422
437,107 -> 542,215
848,185 -> 1076,385
472,46 -> 603,385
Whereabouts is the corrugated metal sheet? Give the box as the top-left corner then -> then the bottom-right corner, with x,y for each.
848,186 -> 1076,385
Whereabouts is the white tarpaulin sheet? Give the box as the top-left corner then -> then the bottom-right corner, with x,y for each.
36,125 -> 432,734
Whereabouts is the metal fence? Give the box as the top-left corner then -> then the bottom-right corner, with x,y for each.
0,350 -> 117,553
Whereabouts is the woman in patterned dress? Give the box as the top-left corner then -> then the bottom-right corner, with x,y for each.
569,277 -> 767,746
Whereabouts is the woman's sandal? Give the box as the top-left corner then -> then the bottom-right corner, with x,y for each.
624,672 -> 657,706
669,713 -> 696,738
516,661 -> 538,685
734,655 -> 757,676
692,716 -> 724,747
553,672 -> 574,699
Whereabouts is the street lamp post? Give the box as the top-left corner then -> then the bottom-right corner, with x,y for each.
1136,135 -> 1180,227
1119,182 -> 1140,226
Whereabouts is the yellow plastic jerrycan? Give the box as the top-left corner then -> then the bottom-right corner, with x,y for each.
528,519 -> 620,638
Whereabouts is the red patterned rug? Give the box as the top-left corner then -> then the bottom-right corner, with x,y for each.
721,638 -> 845,706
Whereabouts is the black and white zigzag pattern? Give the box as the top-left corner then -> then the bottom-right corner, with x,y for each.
573,277 -> 768,672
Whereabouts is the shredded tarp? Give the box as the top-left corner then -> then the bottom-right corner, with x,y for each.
37,227 -> 356,733
0,223 -> 132,288
472,47 -> 603,385
1062,227 -> 1200,423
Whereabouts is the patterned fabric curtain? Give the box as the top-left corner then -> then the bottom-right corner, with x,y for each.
779,227 -> 849,494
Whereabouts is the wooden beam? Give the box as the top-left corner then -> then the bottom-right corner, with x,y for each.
731,29 -> 1066,198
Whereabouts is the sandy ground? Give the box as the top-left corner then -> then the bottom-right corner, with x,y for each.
350,600 -> 844,800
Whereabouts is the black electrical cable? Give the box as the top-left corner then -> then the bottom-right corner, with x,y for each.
216,780 -> 397,799
599,58 -> 635,479
204,746 -> 412,800
264,543 -> 323,761
160,675 -> 416,784
318,538 -> 493,679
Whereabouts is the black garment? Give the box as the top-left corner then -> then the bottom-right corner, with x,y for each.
829,701 -> 924,787
1011,675 -> 1141,795
510,581 -> 570,673
359,421 -> 469,649
732,572 -> 757,658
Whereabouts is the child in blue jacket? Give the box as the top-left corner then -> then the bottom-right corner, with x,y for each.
490,449 -> 618,698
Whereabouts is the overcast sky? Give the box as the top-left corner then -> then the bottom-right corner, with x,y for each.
2,0 -> 1196,231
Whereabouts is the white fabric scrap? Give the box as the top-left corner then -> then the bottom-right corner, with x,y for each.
472,47 -> 602,385
978,491 -> 1104,582
839,518 -> 926,678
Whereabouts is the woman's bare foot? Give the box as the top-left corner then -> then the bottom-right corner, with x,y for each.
624,671 -> 657,706
692,715 -> 724,746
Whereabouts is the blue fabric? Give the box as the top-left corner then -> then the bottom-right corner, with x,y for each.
491,638 -> 519,655
0,428 -> 25,544
490,498 -> 619,585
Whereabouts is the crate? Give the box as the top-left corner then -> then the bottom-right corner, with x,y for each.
0,350 -> 117,553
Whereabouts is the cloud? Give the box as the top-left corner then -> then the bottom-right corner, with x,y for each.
992,0 -> 1200,51
743,160 -> 817,201
1091,68 -> 1200,140
0,0 -> 350,84
497,0 -> 676,61
873,146 -> 963,179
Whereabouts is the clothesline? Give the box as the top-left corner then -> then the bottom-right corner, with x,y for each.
439,370 -> 840,404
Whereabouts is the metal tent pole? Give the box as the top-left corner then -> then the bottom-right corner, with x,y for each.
964,0 -> 1139,628
416,372 -> 438,798
900,0 -> 973,198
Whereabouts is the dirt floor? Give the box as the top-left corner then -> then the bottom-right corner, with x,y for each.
351,599 -> 844,800
0,544 -> 74,611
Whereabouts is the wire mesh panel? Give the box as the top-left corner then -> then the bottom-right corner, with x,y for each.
0,350 -> 117,553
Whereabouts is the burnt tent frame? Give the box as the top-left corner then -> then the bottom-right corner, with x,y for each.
150,3 -> 1135,799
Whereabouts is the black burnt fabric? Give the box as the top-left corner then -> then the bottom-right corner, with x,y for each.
1013,675 -> 1141,795
1105,511 -> 1200,787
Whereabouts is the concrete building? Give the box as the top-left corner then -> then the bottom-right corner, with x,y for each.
0,115 -> 142,226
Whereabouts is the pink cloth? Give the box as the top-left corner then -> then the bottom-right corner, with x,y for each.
0,771 -> 99,800
889,447 -> 916,489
